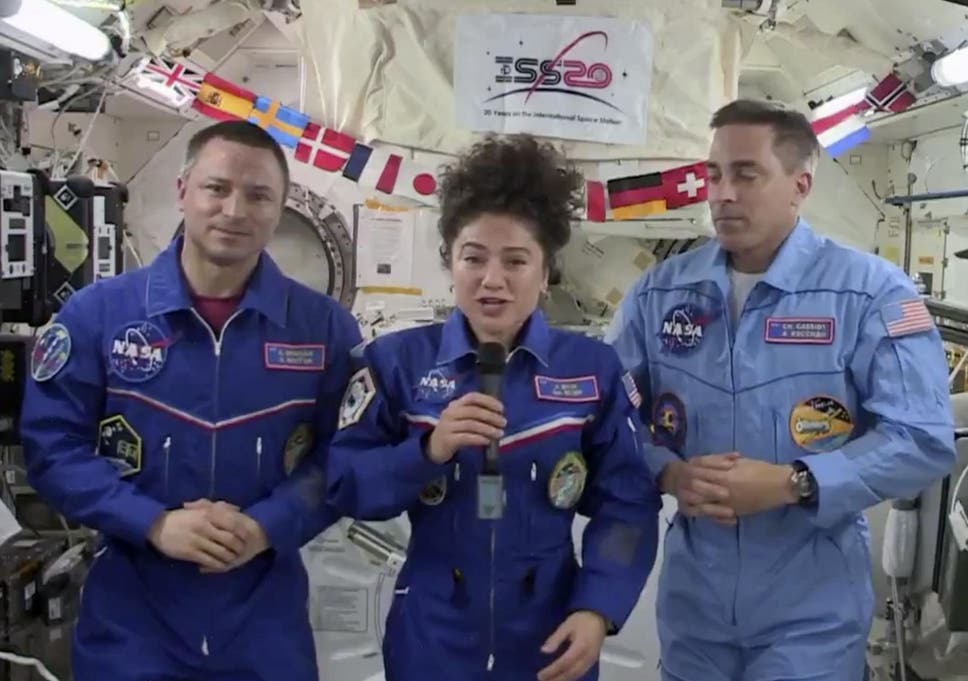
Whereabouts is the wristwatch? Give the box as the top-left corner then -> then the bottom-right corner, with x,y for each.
790,460 -> 818,506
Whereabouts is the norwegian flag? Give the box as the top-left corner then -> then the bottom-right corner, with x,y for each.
864,73 -> 916,114
133,57 -> 203,107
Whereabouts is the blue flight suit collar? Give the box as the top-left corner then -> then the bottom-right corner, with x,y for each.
436,308 -> 551,367
145,235 -> 290,328
675,217 -> 821,294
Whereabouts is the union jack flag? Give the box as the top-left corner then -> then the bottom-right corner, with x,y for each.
130,57 -> 204,108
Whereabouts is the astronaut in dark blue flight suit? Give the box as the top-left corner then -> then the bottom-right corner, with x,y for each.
19,121 -> 361,681
326,135 -> 663,681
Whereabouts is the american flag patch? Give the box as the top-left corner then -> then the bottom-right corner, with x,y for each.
881,298 -> 934,338
621,371 -> 642,408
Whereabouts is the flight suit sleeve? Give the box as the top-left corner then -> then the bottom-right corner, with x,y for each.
19,291 -> 168,548
246,306 -> 363,552
568,349 -> 662,633
605,275 -> 682,486
799,281 -> 956,529
325,341 -> 451,521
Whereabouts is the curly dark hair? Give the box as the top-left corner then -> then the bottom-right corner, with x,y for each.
437,134 -> 584,275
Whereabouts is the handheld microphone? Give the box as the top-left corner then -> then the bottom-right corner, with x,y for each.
476,342 -> 506,519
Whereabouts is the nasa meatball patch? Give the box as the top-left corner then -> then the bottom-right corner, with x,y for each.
658,303 -> 714,354
109,321 -> 172,383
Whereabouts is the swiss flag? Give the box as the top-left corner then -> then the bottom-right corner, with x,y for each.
295,122 -> 356,172
660,162 -> 708,209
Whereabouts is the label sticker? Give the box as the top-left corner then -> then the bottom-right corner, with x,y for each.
534,375 -> 600,402
764,317 -> 835,344
265,343 -> 326,370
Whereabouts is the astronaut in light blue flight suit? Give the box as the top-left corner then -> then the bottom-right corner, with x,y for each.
20,121 -> 361,681
606,99 -> 956,681
326,135 -> 662,681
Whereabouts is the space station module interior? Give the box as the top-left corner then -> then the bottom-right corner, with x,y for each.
0,0 -> 967,680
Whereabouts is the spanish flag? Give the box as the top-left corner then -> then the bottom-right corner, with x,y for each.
248,97 -> 309,148
191,73 -> 255,122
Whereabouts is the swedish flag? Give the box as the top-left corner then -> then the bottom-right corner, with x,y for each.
248,97 -> 309,148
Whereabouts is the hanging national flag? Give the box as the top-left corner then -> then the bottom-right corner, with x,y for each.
135,57 -> 203,107
660,162 -> 708,209
865,72 -> 916,113
394,161 -> 439,204
809,100 -> 869,137
816,115 -> 870,158
342,144 -> 374,183
606,172 -> 666,219
295,123 -> 356,172
191,73 -> 256,122
248,97 -> 309,148
584,180 -> 606,222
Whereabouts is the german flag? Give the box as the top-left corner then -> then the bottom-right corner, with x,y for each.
607,172 -> 667,220
191,73 -> 255,122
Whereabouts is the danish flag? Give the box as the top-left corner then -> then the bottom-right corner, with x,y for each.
295,122 -> 356,172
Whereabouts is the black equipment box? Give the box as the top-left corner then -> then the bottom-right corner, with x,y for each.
0,334 -> 30,445
0,170 -> 49,326
44,177 -> 127,312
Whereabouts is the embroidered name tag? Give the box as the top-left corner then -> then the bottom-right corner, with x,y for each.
764,317 -> 834,344
534,375 -> 600,402
264,343 -> 326,370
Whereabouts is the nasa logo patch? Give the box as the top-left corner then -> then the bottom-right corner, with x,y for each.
417,368 -> 456,403
658,304 -> 713,354
31,323 -> 71,382
652,393 -> 686,451
109,321 -> 172,383
789,395 -> 853,452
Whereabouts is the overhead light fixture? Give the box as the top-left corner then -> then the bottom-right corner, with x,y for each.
0,0 -> 110,61
932,45 -> 968,87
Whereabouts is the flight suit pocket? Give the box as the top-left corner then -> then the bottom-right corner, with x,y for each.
819,532 -> 870,630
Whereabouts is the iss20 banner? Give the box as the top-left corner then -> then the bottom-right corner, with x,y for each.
453,13 -> 654,145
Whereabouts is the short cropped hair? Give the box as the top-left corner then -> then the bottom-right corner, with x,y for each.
711,99 -> 820,173
437,134 -> 583,275
181,120 -> 290,194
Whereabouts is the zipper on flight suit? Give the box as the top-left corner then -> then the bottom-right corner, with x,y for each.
724,283 -> 756,627
256,436 -> 263,478
190,308 -> 245,499
487,525 -> 496,672
162,436 -> 171,495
